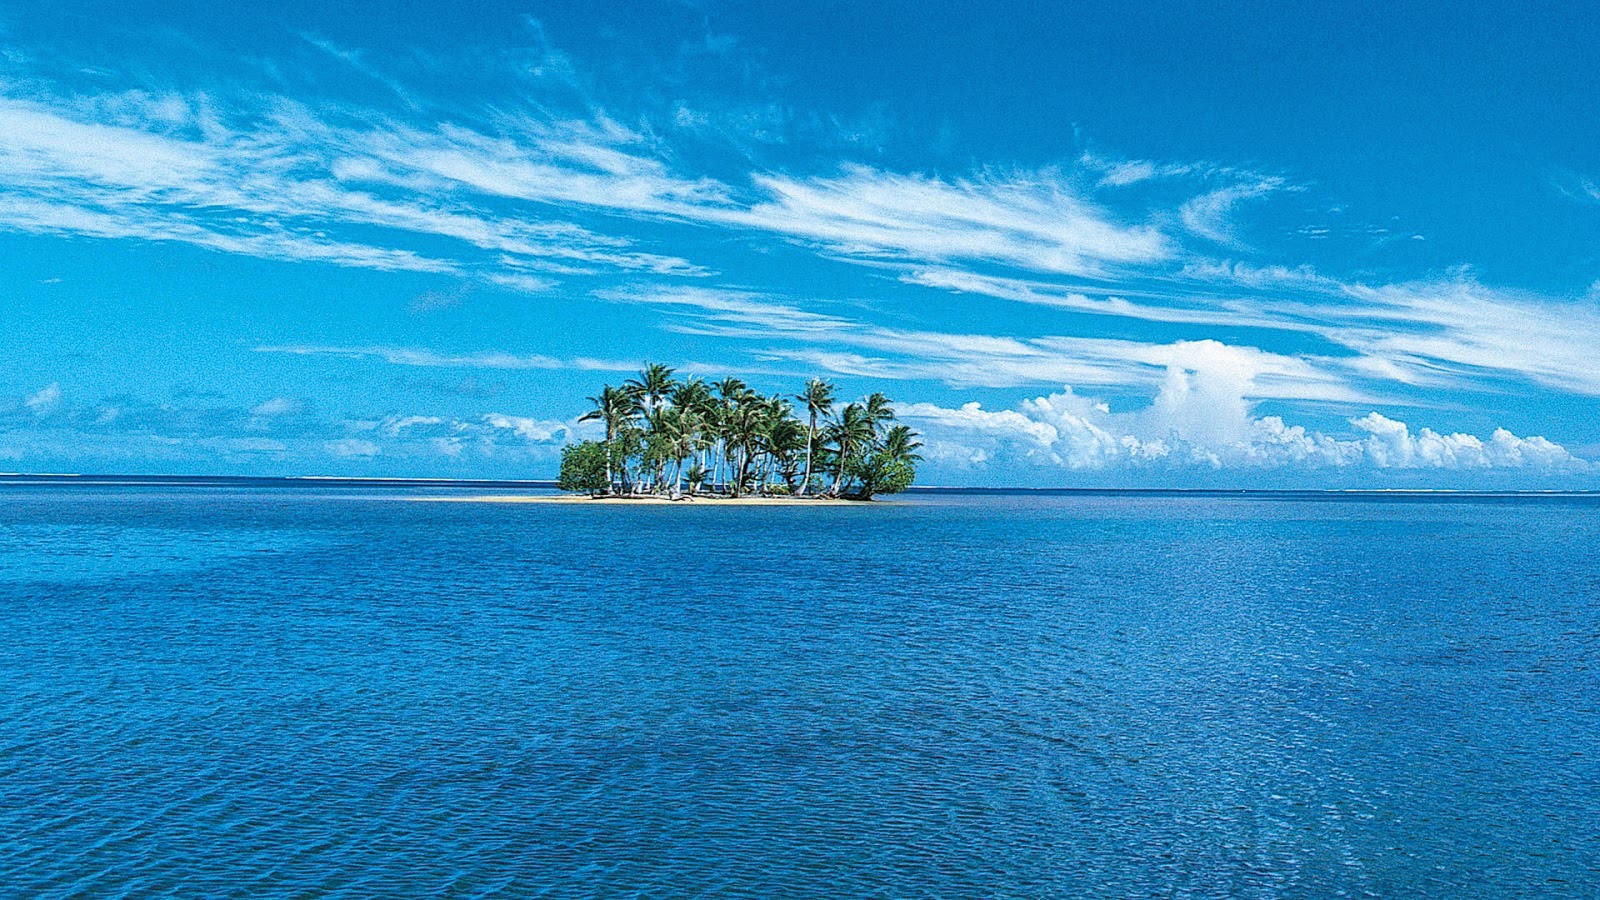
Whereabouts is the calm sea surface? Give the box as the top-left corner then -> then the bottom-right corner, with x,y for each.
2,485 -> 1597,897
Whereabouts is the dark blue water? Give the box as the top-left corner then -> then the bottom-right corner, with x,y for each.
2,487 -> 1598,897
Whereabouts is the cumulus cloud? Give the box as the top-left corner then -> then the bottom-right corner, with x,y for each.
901,382 -> 1589,475
0,382 -> 587,473
903,391 -> 1160,471
482,414 -> 570,442
1349,413 -> 1585,470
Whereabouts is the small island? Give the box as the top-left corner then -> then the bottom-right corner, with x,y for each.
558,364 -> 922,501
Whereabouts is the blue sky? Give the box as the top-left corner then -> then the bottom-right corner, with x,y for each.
4,1 -> 1600,486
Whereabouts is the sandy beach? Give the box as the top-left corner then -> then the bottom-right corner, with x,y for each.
413,494 -> 865,505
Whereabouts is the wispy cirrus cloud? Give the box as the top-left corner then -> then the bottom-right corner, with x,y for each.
0,89 -> 708,283
731,165 -> 1170,277
597,284 -> 1368,401
1311,277 -> 1600,396
0,75 -> 1186,290
908,262 -> 1600,400
254,344 -> 639,371
900,267 -> 1306,331
1178,177 -> 1288,247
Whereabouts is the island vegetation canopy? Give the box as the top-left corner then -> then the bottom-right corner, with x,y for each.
558,364 -> 922,500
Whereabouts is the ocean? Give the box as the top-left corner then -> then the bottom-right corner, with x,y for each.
2,482 -> 1597,896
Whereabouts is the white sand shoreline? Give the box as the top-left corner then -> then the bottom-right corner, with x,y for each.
411,494 -> 871,505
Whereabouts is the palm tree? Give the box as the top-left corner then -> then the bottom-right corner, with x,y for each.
612,422 -> 645,494
671,377 -> 714,488
725,396 -> 762,497
625,363 -> 678,418
713,378 -> 749,492
643,406 -> 697,493
862,391 -> 896,437
578,384 -> 635,493
749,395 -> 797,493
671,377 -> 711,416
850,423 -> 922,499
880,424 -> 923,461
824,402 -> 874,497
685,462 -> 709,496
653,406 -> 701,497
767,413 -> 808,492
796,378 -> 835,496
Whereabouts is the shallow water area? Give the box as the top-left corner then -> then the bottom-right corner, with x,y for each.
2,483 -> 1598,896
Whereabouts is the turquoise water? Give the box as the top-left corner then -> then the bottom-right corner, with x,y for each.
2,485 -> 1597,897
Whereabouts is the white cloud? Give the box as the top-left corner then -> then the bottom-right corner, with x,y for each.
1349,413 -> 1587,470
899,401 -> 1060,448
1178,259 -> 1338,291
325,438 -> 380,458
1078,151 -> 1233,188
255,344 -> 638,371
901,267 -> 1269,328
1179,178 -> 1286,246
229,437 -> 288,453
250,397 -> 301,417
734,165 -> 1169,277
896,338 -> 1591,475
24,383 -> 61,414
0,383 -> 591,472
382,117 -> 734,219
905,388 -> 1588,474
483,413 -> 569,442
381,415 -> 444,436
612,286 -> 1368,401
910,263 -> 1600,402
1090,158 -> 1182,188
1322,277 -> 1600,396
0,46 -> 1570,284
0,89 -> 709,284
8,53 -> 1596,418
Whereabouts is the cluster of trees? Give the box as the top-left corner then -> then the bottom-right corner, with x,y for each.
557,364 -> 921,500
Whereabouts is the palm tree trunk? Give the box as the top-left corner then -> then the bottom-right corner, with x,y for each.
798,410 -> 816,495
828,445 -> 848,498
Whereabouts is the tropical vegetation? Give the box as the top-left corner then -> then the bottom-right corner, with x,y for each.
559,364 -> 921,500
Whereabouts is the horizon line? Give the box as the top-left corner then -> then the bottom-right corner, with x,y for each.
3,473 -> 1599,497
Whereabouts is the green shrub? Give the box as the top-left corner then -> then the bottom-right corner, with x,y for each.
557,441 -> 610,494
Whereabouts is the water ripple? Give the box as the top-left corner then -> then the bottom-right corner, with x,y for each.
1,490 -> 1597,896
